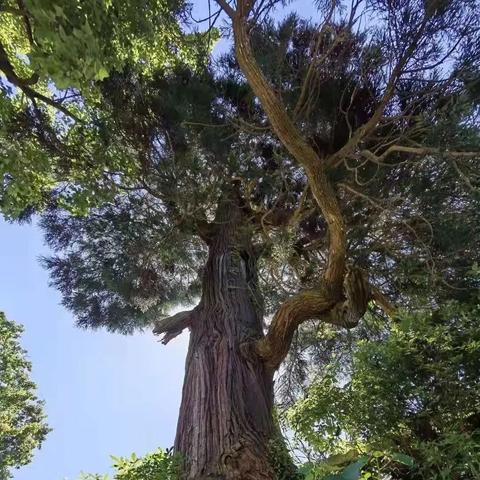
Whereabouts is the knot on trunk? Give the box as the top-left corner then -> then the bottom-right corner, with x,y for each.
324,266 -> 371,328
218,439 -> 275,480
239,339 -> 262,360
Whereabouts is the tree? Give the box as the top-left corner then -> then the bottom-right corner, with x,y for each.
1,0 -> 480,479
0,312 -> 50,479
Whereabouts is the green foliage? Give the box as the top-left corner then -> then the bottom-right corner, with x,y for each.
40,195 -> 206,333
0,0 -> 214,218
2,0 -> 196,89
79,449 -> 181,480
288,299 -> 480,479
268,418 -> 303,480
23,0 -> 202,88
112,449 -> 181,480
0,312 -> 50,479
299,451 -> 416,480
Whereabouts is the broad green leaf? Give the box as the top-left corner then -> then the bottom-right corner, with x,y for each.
324,457 -> 369,480
390,452 -> 415,467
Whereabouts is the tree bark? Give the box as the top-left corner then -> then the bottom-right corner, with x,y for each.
174,191 -> 275,479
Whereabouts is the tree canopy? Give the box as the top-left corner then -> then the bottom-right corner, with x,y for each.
286,295 -> 480,479
25,0 -> 479,336
0,312 -> 50,480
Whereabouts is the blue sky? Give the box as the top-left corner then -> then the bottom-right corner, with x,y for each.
1,219 -> 189,479
1,2 -> 321,478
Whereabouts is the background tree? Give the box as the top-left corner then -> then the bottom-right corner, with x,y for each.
0,0 -> 210,217
0,312 -> 50,480
1,0 -> 480,479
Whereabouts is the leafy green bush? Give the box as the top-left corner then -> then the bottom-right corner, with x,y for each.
79,449 -> 181,480
288,300 -> 480,479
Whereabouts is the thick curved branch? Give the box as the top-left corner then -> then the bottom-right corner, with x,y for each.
258,272 -> 395,371
218,0 -> 350,371
231,7 -> 346,291
153,309 -> 196,344
256,288 -> 336,371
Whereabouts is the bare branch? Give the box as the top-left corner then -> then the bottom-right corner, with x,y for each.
214,0 -> 236,18
361,145 -> 480,164
293,7 -> 337,119
327,18 -> 430,167
153,309 -> 197,344
338,181 -> 436,275
370,286 -> 396,317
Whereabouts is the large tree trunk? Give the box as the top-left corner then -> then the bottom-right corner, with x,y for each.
174,193 -> 275,479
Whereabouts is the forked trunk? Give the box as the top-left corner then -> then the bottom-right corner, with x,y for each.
175,193 -> 275,479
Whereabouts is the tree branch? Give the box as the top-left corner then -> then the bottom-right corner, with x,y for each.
257,288 -> 336,371
232,10 -> 347,292
293,3 -> 340,119
360,145 -> 480,165
0,41 -> 82,122
214,0 -> 236,19
327,19 -> 430,168
152,309 -> 196,344
258,272 -> 396,371
16,0 -> 35,47
224,3 -> 353,371
0,42 -> 38,86
370,286 -> 396,317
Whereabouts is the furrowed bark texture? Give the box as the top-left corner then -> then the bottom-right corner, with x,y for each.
175,193 -> 275,479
